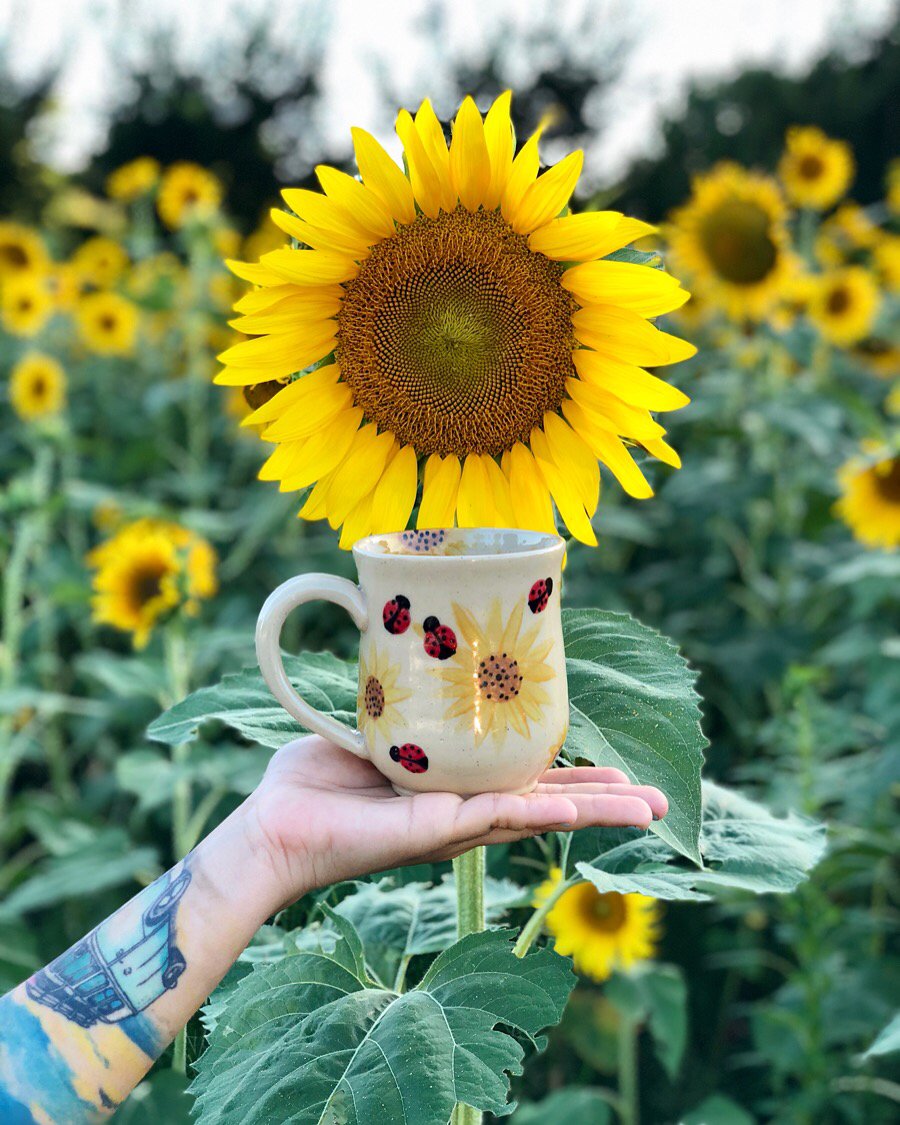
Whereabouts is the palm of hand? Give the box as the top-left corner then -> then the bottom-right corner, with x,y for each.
244,736 -> 668,908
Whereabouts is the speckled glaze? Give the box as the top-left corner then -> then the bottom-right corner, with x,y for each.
256,528 -> 568,796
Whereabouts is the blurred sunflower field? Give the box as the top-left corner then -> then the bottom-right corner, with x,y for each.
1,10 -> 899,1122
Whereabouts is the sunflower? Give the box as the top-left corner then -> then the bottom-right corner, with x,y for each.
434,597 -> 556,747
835,447 -> 900,551
0,221 -> 48,280
814,202 -> 880,267
87,519 -> 218,647
71,236 -> 129,288
357,644 -> 412,749
536,867 -> 661,982
668,162 -> 792,322
9,353 -> 66,421
873,233 -> 900,292
157,162 -> 223,229
1,274 -> 54,337
809,267 -> 880,347
778,126 -> 853,210
106,156 -> 161,201
50,263 -> 85,311
218,93 -> 694,547
75,291 -> 139,356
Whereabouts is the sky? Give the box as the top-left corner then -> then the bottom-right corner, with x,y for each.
0,0 -> 895,178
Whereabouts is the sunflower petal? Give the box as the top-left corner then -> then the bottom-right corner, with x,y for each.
395,109 -> 443,219
563,260 -> 688,316
261,381 -> 353,441
216,326 -> 336,383
573,306 -> 697,366
528,213 -> 657,261
562,399 -> 654,499
449,96 -> 491,212
457,454 -> 496,526
414,99 -> 456,212
532,446 -> 598,547
326,426 -> 396,526
566,377 -> 666,441
339,490 -> 376,550
275,407 -> 363,490
500,126 -> 544,225
298,472 -> 335,520
269,207 -> 371,257
541,412 -> 600,513
244,363 -> 340,426
370,443 -> 418,532
572,350 -> 690,412
481,454 -> 515,526
511,150 -> 583,234
350,127 -> 416,226
483,90 -> 514,208
315,165 -> 395,240
641,436 -> 682,469
506,442 -> 556,534
281,187 -> 373,243
418,454 -> 461,527
261,248 -> 358,286
229,292 -> 343,335
225,258 -> 284,286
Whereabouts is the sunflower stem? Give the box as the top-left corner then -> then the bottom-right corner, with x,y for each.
617,1015 -> 640,1125
172,1025 -> 187,1075
513,875 -> 576,959
452,846 -> 486,1125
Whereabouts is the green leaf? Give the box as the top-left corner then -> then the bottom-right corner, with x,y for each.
147,651 -> 357,748
115,1071 -> 193,1124
511,1088 -> 613,1123
606,964 -> 687,1079
863,1011 -> 900,1059
574,780 -> 825,902
192,927 -> 574,1124
116,746 -> 271,812
330,874 -> 526,983
563,609 -> 706,862
680,1094 -> 755,1125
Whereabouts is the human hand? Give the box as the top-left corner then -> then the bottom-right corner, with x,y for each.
238,735 -> 668,913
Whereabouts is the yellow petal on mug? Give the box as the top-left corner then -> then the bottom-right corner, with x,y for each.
275,407 -> 363,491
370,443 -> 418,532
395,109 -> 443,219
562,400 -> 654,499
260,248 -> 359,286
483,90 -> 514,208
417,454 -> 461,528
506,442 -> 556,534
450,96 -> 491,212
511,150 -> 583,234
326,426 -> 396,526
315,165 -> 396,241
573,306 -> 698,367
572,350 -> 690,412
351,127 -> 416,225
528,212 -> 657,261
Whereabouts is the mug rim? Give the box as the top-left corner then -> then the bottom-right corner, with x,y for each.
353,526 -> 564,563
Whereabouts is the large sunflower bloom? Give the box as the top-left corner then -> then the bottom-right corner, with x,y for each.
835,447 -> 900,551
217,93 -> 695,547
536,867 -> 661,982
778,126 -> 854,211
668,163 -> 793,323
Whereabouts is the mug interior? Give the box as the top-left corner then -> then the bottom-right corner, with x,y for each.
354,527 -> 561,560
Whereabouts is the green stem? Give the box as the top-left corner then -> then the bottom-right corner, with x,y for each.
164,629 -> 194,861
513,876 -> 576,959
617,1016 -> 639,1125
172,1025 -> 187,1075
451,847 -> 486,1125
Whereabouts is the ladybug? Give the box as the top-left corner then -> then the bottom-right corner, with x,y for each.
390,743 -> 429,773
382,594 -> 411,635
423,615 -> 457,660
527,577 -> 554,614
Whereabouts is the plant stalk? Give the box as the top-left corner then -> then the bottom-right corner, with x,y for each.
617,1016 -> 639,1125
451,847 -> 486,1125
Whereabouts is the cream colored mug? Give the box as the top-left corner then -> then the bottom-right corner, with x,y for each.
255,527 -> 568,796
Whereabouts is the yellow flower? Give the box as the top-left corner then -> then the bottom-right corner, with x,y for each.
75,291 -> 139,356
886,383 -> 900,416
9,353 -> 66,420
219,93 -> 694,547
87,519 -> 218,648
668,162 -> 793,322
835,447 -> 900,551
434,597 -> 557,747
814,203 -> 879,267
1,274 -> 54,337
50,263 -> 85,311
778,126 -> 854,210
157,162 -> 223,229
851,337 -> 900,379
357,645 -> 412,750
535,867 -> 661,982
71,236 -> 130,288
0,221 -> 48,280
106,156 -> 161,201
886,159 -> 900,215
809,267 -> 880,347
873,233 -> 900,292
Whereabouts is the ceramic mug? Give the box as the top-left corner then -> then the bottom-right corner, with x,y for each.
255,527 -> 569,796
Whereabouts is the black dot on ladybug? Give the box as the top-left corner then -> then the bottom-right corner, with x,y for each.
390,743 -> 429,773
382,594 -> 412,635
527,577 -> 554,614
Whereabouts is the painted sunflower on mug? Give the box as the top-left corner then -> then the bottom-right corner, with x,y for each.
216,92 -> 696,547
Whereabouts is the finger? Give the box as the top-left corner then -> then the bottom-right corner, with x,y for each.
449,791 -> 579,844
557,793 -> 654,830
536,781 -> 668,819
540,765 -> 632,785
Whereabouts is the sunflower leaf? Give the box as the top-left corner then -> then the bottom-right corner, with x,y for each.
572,780 -> 826,901
563,608 -> 706,863
147,651 -> 357,748
191,926 -> 575,1124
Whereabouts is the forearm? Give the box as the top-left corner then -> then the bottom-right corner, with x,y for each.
0,804 -> 287,1123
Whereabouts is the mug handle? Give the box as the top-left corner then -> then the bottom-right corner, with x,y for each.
255,574 -> 369,759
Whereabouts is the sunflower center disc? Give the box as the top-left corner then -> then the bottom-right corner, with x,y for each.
874,458 -> 900,503
798,154 -> 825,180
478,652 -> 522,702
579,888 -> 627,932
130,566 -> 165,610
0,244 -> 28,268
364,674 -> 385,719
337,206 -> 576,456
698,198 -> 778,286
826,286 -> 851,315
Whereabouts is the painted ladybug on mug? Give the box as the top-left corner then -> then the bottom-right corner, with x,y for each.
527,577 -> 554,614
390,743 -> 429,773
422,616 -> 457,660
382,594 -> 411,635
